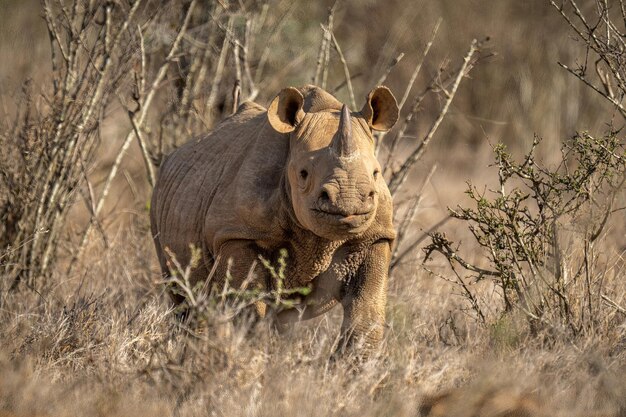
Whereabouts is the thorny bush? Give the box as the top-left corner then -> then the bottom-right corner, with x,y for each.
424,131 -> 626,336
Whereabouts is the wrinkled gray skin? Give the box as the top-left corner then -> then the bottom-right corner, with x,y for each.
150,85 -> 399,352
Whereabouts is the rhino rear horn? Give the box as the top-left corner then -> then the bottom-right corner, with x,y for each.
331,104 -> 357,157
360,86 -> 399,132
268,87 -> 305,133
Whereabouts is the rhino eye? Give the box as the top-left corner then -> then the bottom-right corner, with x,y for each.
300,169 -> 308,180
373,169 -> 380,179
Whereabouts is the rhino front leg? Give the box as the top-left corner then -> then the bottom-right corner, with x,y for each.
274,270 -> 342,330
212,240 -> 263,287
337,240 -> 391,354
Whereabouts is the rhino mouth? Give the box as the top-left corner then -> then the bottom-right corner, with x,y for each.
312,208 -> 373,229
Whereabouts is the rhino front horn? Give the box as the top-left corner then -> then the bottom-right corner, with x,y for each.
331,104 -> 357,158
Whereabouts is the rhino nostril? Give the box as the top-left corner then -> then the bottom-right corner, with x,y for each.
320,190 -> 330,201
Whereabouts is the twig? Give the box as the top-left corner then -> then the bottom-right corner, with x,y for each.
128,110 -> 156,187
206,15 -> 234,121
423,230 -> 500,279
321,4 -> 335,90
313,19 -> 328,85
69,0 -> 198,272
324,27 -> 356,109
558,61 -> 626,119
382,84 -> 431,176
590,173 -> 626,242
392,164 -> 437,264
190,5 -> 222,119
374,52 -> 405,88
254,1 -> 297,86
551,0 -> 626,121
391,215 -> 452,271
371,51 -> 406,154
388,39 -> 481,195
332,72 -> 363,94
601,293 -> 626,315
451,264 -> 486,324
232,80 -> 241,114
398,18 -> 441,112
241,19 -> 258,101
233,40 -> 242,112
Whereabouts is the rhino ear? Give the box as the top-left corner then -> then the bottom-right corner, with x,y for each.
361,86 -> 399,132
267,87 -> 305,133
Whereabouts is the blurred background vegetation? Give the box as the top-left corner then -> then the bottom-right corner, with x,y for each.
0,0 -> 614,249
0,0 -> 611,151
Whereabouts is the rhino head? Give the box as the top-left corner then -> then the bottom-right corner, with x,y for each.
267,86 -> 399,240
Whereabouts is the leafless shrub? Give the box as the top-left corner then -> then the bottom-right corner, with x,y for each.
0,0 -> 143,292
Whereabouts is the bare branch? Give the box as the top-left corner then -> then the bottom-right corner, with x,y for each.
128,110 -> 157,188
392,164 -> 437,265
324,27 -> 356,109
313,20 -> 329,85
391,215 -> 452,271
388,39 -> 481,195
374,52 -> 405,88
398,18 -> 441,112
206,15 -> 234,121
558,61 -> 626,119
602,293 -> 626,315
241,19 -> 259,101
233,40 -> 242,112
321,5 -> 336,90
70,0 -> 199,271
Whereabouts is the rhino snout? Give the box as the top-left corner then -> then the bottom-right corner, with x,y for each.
315,183 -> 376,217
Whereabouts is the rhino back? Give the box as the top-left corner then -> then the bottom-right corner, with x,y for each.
152,102 -> 289,266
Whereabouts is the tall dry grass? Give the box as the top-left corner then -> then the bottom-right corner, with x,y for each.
1,1 -> 625,416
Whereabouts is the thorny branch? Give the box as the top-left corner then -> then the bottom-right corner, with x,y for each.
424,132 -> 626,331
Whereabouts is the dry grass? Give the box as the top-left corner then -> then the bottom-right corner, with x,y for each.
1,0 -> 626,416
1,224 -> 624,416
